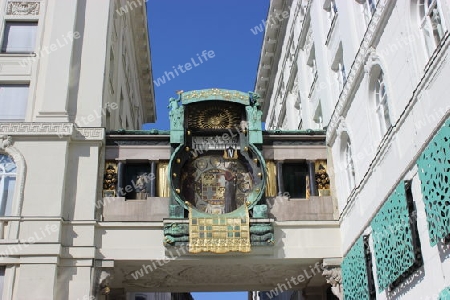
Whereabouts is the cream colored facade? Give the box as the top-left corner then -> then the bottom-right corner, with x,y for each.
256,0 -> 450,299
0,0 -> 155,299
0,1 -> 343,299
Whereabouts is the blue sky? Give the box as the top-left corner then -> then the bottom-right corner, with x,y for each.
144,0 -> 270,130
144,2 -> 269,298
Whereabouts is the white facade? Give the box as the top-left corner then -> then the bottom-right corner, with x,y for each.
256,0 -> 450,298
0,0 -> 155,299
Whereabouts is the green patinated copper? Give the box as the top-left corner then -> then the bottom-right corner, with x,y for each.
371,181 -> 415,292
165,88 -> 270,246
341,236 -> 371,300
168,95 -> 185,144
246,91 -> 263,144
181,88 -> 251,105
252,205 -> 268,218
249,223 -> 274,245
169,204 -> 184,219
246,105 -> 263,144
168,144 -> 188,217
164,223 -> 189,246
417,118 -> 450,246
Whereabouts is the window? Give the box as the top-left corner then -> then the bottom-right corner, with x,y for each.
363,0 -> 376,25
307,49 -> 318,98
282,162 -> 308,198
310,58 -> 318,82
314,101 -> 323,129
1,22 -> 37,53
113,161 -> 168,200
370,181 -> 423,291
122,162 -> 152,200
0,85 -> 29,122
0,154 -> 16,216
338,62 -> 347,88
328,0 -> 338,24
0,266 -> 4,297
344,139 -> 355,192
331,44 -> 346,94
419,0 -> 446,56
375,71 -> 391,135
363,235 -> 377,299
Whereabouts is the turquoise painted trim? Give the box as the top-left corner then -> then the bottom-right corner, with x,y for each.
341,236 -> 370,300
439,287 -> 450,300
181,88 -> 251,105
417,118 -> 450,246
371,181 -> 416,292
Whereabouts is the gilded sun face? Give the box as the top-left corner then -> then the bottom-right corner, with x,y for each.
208,115 -> 222,126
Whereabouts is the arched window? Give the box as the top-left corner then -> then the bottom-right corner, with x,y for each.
360,0 -> 377,26
0,154 -> 16,216
419,0 -> 446,56
374,71 -> 391,135
367,54 -> 392,139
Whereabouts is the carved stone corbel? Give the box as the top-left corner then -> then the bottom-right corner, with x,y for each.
322,265 -> 343,300
335,117 -> 347,136
363,47 -> 379,74
0,135 -> 13,150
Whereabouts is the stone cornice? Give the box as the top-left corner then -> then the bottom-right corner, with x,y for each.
326,0 -> 395,146
255,0 -> 292,120
129,3 -> 155,123
0,123 -> 105,141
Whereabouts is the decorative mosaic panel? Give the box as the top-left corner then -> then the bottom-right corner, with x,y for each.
439,287 -> 450,300
188,205 -> 250,253
417,119 -> 450,246
371,181 -> 416,292
341,236 -> 370,300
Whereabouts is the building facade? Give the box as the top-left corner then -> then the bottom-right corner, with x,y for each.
256,0 -> 450,299
0,0 -> 341,298
0,0 -> 156,299
101,89 -> 339,299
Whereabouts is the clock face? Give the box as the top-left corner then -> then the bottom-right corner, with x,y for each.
180,154 -> 252,214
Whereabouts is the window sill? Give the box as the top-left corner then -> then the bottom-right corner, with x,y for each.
0,53 -> 36,57
308,72 -> 318,98
325,13 -> 338,46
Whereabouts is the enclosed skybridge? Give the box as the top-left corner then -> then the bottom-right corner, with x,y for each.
99,89 -> 341,298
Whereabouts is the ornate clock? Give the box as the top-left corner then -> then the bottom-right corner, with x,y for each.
165,89 -> 272,253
